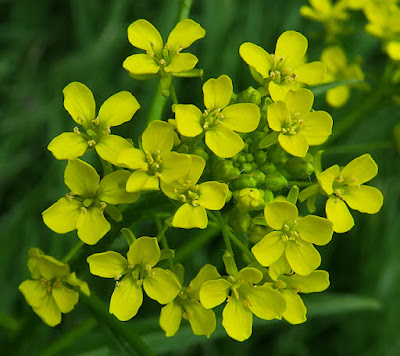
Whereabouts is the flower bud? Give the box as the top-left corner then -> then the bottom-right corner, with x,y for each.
254,150 -> 267,165
250,170 -> 266,185
234,188 -> 265,211
260,162 -> 277,175
285,157 -> 314,179
268,144 -> 288,165
230,174 -> 258,190
192,147 -> 209,162
264,171 -> 288,191
248,224 -> 272,244
228,208 -> 252,234
212,159 -> 240,181
236,86 -> 262,106
241,163 -> 253,173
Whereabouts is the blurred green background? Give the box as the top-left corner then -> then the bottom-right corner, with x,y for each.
1,0 -> 399,355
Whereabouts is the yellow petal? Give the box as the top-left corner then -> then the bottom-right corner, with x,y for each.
387,41 -> 400,61
167,19 -> 205,53
285,240 -> 321,276
143,268 -> 181,304
127,236 -> 160,267
301,111 -> 333,146
172,204 -> 208,229
98,91 -> 140,127
42,198 -> 81,234
187,154 -> 206,184
19,280 -> 47,308
65,272 -> 90,296
221,103 -> 260,133
321,46 -> 347,71
205,126 -> 244,158
343,185 -> 383,214
126,170 -> 159,192
264,201 -> 298,230
241,283 -> 286,320
222,296 -> 253,342
269,81 -> 291,102
96,135 -> 134,166
239,42 -> 273,79
87,251 -> 128,278
47,132 -> 88,160
123,54 -> 160,75
275,31 -> 308,66
318,165 -> 340,195
110,275 -> 143,321
127,19 -> 163,57
164,53 -> 198,73
199,279 -> 231,309
198,181 -> 228,210
340,154 -> 378,185
188,264 -> 221,299
267,100 -> 289,132
281,289 -> 307,324
183,298 -> 216,337
295,61 -> 327,85
251,231 -> 286,267
175,104 -> 203,137
33,293 -> 61,327
237,267 -> 263,285
117,148 -> 147,170
278,132 -> 309,157
27,249 -> 70,280
285,89 -> 314,116
52,284 -> 79,313
326,196 -> 354,233
64,159 -> 100,196
76,207 -> 111,245
63,82 -> 95,127
142,120 -> 174,154
297,215 -> 333,245
98,170 -> 140,205
160,152 -> 191,183
282,270 -> 330,293
159,301 -> 183,337
326,86 -> 350,108
203,75 -> 233,111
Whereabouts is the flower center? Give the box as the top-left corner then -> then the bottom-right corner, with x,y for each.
281,113 -> 303,135
280,220 -> 302,244
269,55 -> 298,84
201,109 -> 224,130
177,180 -> 201,207
144,150 -> 163,176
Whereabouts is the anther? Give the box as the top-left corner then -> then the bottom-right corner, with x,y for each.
92,117 -> 100,125
87,139 -> 96,147
73,127 -> 80,134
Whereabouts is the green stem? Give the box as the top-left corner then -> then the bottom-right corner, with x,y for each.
80,293 -> 155,356
146,82 -> 168,124
38,318 -> 97,356
155,218 -> 173,269
62,240 -> 85,263
170,82 -> 178,105
226,229 -> 256,262
213,211 -> 234,256
287,181 -> 315,187
176,0 -> 193,22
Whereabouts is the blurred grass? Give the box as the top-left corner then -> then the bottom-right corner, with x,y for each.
1,0 -> 399,355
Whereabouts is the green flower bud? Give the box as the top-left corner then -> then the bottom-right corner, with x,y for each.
268,144 -> 288,165
251,170 -> 266,185
245,153 -> 254,163
231,174 -> 258,190
254,150 -> 267,166
264,171 -> 288,191
237,154 -> 247,163
228,208 -> 252,234
212,159 -> 240,181
236,86 -> 262,106
260,162 -> 277,175
285,157 -> 314,179
234,188 -> 265,211
248,224 -> 272,244
263,189 -> 274,203
241,163 -> 253,173
192,147 -> 209,162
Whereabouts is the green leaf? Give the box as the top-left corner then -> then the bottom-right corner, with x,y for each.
310,79 -> 364,97
259,131 -> 279,149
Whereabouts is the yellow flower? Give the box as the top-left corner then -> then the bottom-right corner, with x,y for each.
42,159 -> 139,245
199,264 -> 286,342
117,120 -> 191,192
239,31 -> 327,101
160,264 -> 219,337
48,82 -> 140,165
175,75 -> 260,158
251,201 -> 333,276
267,256 -> 330,324
87,237 -> 181,321
267,89 -> 333,157
318,154 -> 384,233
123,19 -> 205,94
19,248 -> 89,327
161,155 -> 229,229
321,46 -> 364,107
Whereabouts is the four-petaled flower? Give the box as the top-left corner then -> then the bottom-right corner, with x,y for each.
87,237 -> 181,321
175,75 -> 260,158
117,120 -> 191,192
161,155 -> 229,229
251,201 -> 333,276
160,264 -> 220,337
48,82 -> 140,165
318,154 -> 384,233
267,88 -> 333,157
239,31 -> 327,101
42,159 -> 139,245
19,248 -> 89,327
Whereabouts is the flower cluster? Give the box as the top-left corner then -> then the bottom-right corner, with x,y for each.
20,17 -> 384,343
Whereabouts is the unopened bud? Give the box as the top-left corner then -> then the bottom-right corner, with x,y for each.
264,171 -> 288,191
285,157 -> 314,179
234,188 -> 265,211
231,174 -> 258,190
267,144 -> 288,165
254,150 -> 267,166
248,224 -> 272,244
236,86 -> 262,106
228,208 -> 252,234
212,159 -> 240,180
